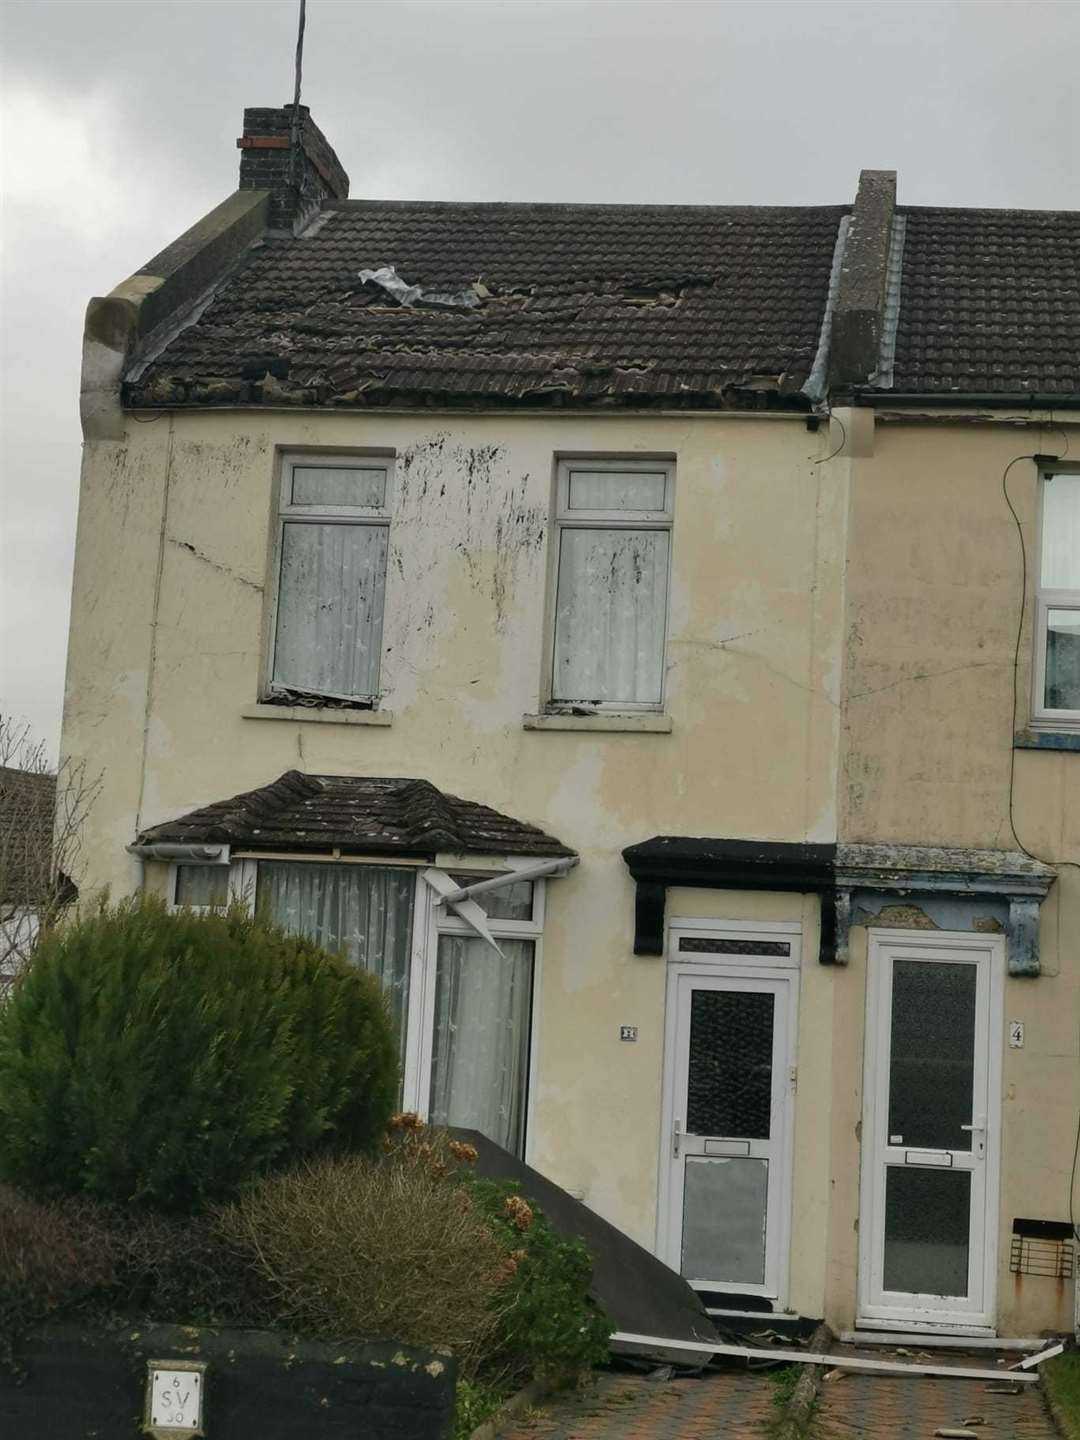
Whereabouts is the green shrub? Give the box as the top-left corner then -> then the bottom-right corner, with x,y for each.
454,1379 -> 507,1438
0,898 -> 398,1211
459,1175 -> 612,1382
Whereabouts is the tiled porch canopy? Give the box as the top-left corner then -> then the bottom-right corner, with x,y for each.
134,770 -> 574,861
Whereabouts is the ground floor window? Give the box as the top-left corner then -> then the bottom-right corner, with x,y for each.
256,861 -> 415,1059
172,858 -> 542,1156
429,934 -> 534,1154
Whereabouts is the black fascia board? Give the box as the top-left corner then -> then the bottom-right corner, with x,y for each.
847,388 -> 1080,409
622,836 -> 838,961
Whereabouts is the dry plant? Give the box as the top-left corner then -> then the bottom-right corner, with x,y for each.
0,1182 -> 118,1335
217,1140 -> 511,1377
0,715 -> 100,990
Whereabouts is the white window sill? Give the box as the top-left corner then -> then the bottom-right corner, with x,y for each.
523,712 -> 672,733
242,703 -> 393,727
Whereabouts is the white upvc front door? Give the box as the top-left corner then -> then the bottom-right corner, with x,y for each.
659,923 -> 799,1305
858,930 -> 1004,1332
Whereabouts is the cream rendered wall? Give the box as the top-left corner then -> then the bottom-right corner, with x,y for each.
835,416 -> 1080,1336
62,408 -> 850,1269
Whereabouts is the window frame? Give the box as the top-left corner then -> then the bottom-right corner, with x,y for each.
543,456 -> 676,715
411,870 -> 544,1156
167,861 -> 239,913
1032,466 -> 1080,731
220,856 -> 545,1158
264,451 -> 395,707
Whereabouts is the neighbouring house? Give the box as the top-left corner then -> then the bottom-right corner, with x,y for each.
63,103 -> 1080,1340
0,766 -> 74,992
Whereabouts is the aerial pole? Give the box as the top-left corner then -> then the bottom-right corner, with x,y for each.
289,0 -> 307,195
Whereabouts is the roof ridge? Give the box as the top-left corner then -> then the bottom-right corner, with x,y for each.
325,198 -> 852,217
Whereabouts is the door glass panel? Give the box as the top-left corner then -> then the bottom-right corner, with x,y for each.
888,960 -> 976,1150
686,989 -> 774,1138
682,1157 -> 768,1284
883,1166 -> 971,1297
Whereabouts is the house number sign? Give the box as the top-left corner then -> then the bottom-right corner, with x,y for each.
145,1360 -> 206,1437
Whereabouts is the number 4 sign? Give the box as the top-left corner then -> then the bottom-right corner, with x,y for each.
145,1360 -> 206,1437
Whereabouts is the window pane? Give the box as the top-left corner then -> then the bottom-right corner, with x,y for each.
447,875 -> 534,921
883,1166 -> 971,1297
174,865 -> 229,908
553,527 -> 669,704
1045,608 -> 1080,711
1041,474 -> 1080,589
888,960 -> 976,1151
256,862 -> 414,1062
273,521 -> 388,697
686,989 -> 774,1139
567,469 -> 667,512
682,1157 -> 768,1285
291,465 -> 387,509
429,936 -> 533,1155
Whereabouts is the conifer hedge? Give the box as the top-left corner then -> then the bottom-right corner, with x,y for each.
0,898 -> 399,1212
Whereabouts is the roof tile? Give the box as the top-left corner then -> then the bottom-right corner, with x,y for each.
128,200 -> 846,409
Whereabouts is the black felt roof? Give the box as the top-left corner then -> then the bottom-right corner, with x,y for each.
135,770 -> 574,859
128,200 -> 847,409
887,206 -> 1080,397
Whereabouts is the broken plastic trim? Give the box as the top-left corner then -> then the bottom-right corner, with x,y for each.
357,264 -> 482,310
421,867 -> 504,957
438,856 -> 579,906
421,857 -> 579,958
609,1330 -> 1041,1382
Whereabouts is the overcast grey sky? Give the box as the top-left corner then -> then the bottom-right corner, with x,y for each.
2,0 -> 1078,758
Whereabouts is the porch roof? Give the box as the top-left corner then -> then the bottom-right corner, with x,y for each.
135,770 -> 575,860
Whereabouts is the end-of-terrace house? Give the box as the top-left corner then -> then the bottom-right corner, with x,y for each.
65,104 -> 1080,1340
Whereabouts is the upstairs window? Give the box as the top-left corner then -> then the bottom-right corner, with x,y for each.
549,459 -> 674,710
268,454 -> 392,704
1035,471 -> 1080,723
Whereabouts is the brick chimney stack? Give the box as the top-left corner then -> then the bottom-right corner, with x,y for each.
237,104 -> 349,231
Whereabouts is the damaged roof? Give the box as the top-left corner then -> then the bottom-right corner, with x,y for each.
124,192 -> 1080,411
126,200 -> 847,410
883,206 -> 1080,397
135,770 -> 575,859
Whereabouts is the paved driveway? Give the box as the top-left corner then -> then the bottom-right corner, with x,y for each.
813,1346 -> 1059,1440
499,1368 -> 778,1439
499,1349 -> 1061,1439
